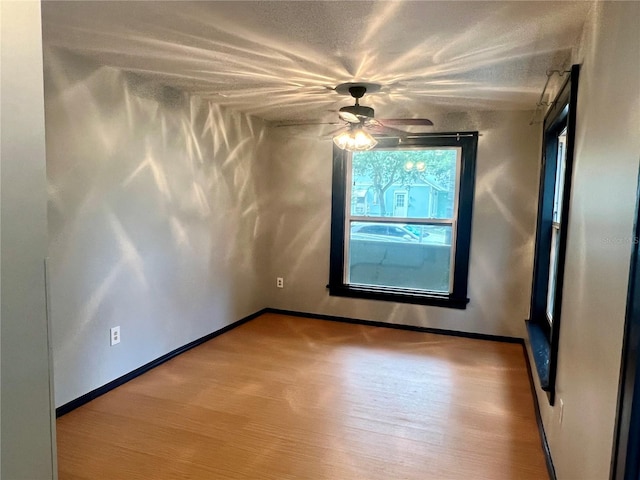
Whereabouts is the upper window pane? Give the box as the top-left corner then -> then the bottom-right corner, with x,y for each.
350,148 -> 459,219
552,127 -> 568,224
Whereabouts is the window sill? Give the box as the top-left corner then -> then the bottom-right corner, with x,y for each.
328,284 -> 469,309
525,320 -> 551,390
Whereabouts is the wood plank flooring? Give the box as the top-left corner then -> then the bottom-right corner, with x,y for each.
56,313 -> 548,479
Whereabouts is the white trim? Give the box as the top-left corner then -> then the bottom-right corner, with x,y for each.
350,217 -> 453,225
344,152 -> 354,284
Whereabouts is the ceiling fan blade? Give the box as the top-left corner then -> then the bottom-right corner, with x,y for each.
367,124 -> 410,137
377,118 -> 434,126
274,121 -> 342,127
338,111 -> 361,124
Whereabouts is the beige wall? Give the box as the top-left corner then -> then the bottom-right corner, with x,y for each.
263,110 -> 540,338
1,1 -> 57,478
528,2 -> 640,479
44,49 -> 270,407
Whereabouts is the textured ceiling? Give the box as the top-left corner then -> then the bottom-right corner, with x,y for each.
41,1 -> 592,123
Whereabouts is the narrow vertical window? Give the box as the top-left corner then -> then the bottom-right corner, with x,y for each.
527,65 -> 580,403
546,127 -> 567,324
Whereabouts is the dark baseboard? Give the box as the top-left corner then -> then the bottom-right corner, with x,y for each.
264,307 -> 524,344
56,308 -> 268,417
522,342 -> 557,480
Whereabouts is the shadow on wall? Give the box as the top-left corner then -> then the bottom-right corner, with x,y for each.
264,110 -> 540,337
43,47 -> 270,406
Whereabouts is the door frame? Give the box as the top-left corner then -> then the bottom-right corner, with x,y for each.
611,166 -> 640,480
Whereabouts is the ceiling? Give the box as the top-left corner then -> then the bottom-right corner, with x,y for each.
41,1 -> 592,124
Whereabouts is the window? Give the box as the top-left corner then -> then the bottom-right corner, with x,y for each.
527,65 -> 579,404
546,127 -> 567,324
329,133 -> 478,308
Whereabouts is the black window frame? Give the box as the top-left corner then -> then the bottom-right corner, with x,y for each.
526,64 -> 580,404
329,132 -> 478,309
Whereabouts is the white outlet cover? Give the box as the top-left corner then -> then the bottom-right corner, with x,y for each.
110,326 -> 121,346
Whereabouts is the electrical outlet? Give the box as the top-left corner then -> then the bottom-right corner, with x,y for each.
558,398 -> 564,425
110,326 -> 121,346
276,277 -> 284,288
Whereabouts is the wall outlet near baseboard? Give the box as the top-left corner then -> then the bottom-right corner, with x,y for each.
110,326 -> 121,346
276,277 -> 284,288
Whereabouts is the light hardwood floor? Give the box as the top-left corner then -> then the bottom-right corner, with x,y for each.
56,313 -> 548,479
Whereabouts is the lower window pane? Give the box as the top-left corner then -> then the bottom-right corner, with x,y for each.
546,227 -> 561,323
348,222 -> 453,293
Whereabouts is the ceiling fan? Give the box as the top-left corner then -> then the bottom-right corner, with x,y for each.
277,82 -> 433,151
332,82 -> 433,137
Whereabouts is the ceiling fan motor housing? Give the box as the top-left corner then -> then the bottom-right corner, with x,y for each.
348,86 -> 367,99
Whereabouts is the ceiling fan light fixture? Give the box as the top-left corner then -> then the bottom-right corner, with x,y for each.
333,127 -> 378,151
